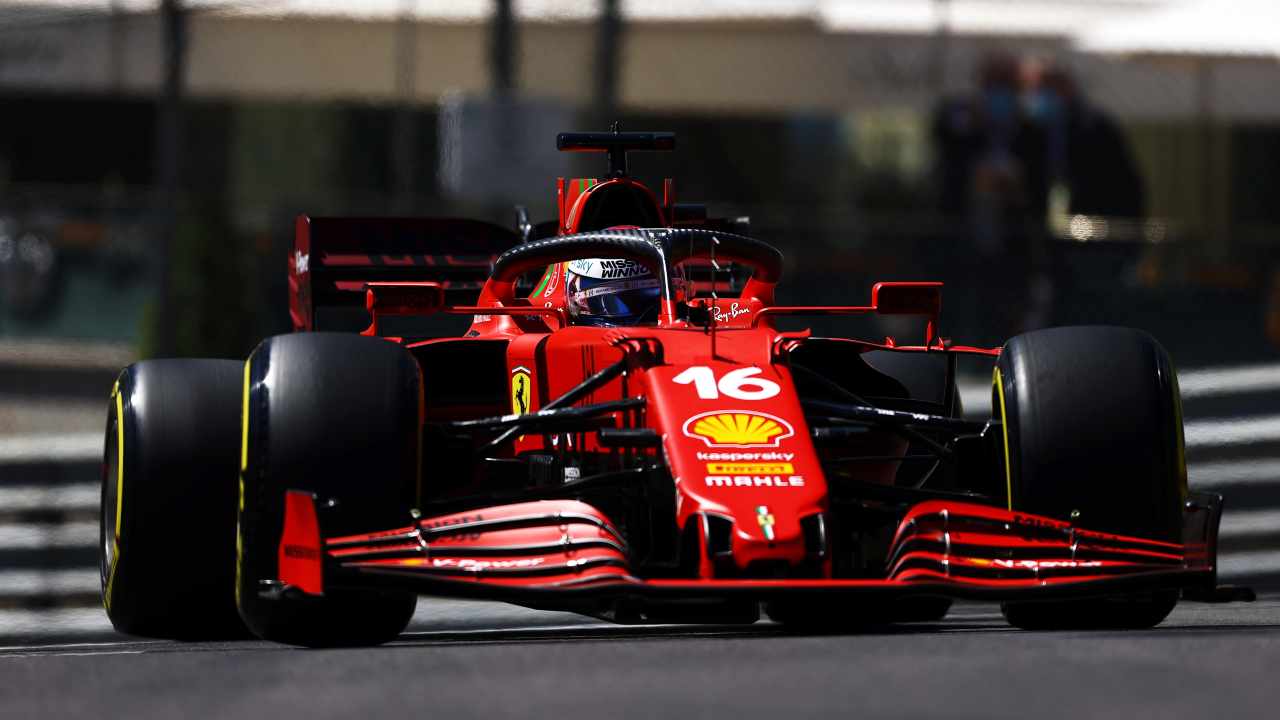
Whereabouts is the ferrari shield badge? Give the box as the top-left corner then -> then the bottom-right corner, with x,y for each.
511,367 -> 532,415
756,505 -> 776,541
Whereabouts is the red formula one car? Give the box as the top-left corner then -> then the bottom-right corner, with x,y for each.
101,131 -> 1237,646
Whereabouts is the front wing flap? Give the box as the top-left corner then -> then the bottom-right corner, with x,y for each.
274,491 -> 1223,607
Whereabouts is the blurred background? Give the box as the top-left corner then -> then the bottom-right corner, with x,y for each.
1,0 -> 1277,637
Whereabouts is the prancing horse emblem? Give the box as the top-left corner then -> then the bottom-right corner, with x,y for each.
511,367 -> 532,415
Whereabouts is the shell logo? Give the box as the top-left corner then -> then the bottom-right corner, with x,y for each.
682,410 -> 795,448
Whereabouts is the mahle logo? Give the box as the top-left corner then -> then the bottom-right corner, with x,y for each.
682,410 -> 794,448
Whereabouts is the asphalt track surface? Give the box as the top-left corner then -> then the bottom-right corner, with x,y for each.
2,595 -> 1279,719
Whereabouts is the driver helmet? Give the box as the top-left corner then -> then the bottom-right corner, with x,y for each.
565,258 -> 663,327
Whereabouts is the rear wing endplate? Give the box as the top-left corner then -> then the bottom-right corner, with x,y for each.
291,215 -> 522,331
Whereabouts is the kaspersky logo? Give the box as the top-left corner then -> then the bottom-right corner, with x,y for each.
756,506 -> 776,541
682,410 -> 795,448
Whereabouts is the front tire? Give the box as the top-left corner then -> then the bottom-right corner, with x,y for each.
994,326 -> 1186,630
100,359 -> 245,639
236,333 -> 420,647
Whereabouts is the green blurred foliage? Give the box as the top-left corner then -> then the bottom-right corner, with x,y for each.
140,207 -> 263,359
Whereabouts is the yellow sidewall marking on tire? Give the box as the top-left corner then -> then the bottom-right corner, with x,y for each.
114,388 -> 125,539
993,366 -> 1013,511
236,358 -> 251,608
241,358 -> 251,472
105,381 -> 125,610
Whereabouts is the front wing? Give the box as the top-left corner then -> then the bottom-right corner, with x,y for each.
274,490 -> 1224,611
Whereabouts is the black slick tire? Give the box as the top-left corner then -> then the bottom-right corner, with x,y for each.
100,359 -> 246,639
236,333 -> 420,647
993,326 -> 1186,630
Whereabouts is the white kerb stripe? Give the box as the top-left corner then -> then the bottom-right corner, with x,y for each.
1179,362 -> 1280,399
0,570 -> 99,596
1219,550 -> 1280,578
0,433 -> 101,464
0,522 -> 97,550
0,483 -> 99,513
1189,458 -> 1280,487
0,608 -> 113,639
1184,415 -> 1280,448
1218,509 -> 1280,539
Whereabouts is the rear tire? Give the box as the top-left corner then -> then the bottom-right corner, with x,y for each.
100,360 -> 246,639
236,333 -> 420,647
994,326 -> 1185,630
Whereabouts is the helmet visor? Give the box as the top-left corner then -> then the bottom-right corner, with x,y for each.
567,275 -> 662,325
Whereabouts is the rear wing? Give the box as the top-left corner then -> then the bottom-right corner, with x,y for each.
291,215 -> 522,331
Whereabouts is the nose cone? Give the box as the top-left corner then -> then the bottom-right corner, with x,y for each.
641,354 -> 829,576
729,504 -> 809,568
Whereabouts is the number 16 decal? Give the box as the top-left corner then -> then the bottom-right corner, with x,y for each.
672,366 -> 781,400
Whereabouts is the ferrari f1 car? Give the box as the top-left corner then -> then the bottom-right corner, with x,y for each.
101,131 -> 1239,646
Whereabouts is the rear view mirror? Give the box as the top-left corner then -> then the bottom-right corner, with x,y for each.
362,282 -> 445,336
365,282 -> 446,315
872,282 -> 942,316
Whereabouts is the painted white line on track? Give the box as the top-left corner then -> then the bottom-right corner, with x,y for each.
0,650 -> 143,658
0,483 -> 98,513
0,432 -> 100,463
0,639 -> 155,653
1220,509 -> 1280,538
1190,458 -> 1280,487
398,623 -> 641,641
0,569 -> 99,595
1179,363 -> 1280,399
0,521 -> 97,550
1185,415 -> 1280,448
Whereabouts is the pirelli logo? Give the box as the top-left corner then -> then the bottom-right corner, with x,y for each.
706,462 -> 795,475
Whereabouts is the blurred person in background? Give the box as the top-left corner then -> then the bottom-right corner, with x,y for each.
1020,60 -> 1146,222
1017,59 -> 1148,330
931,51 -> 1045,342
